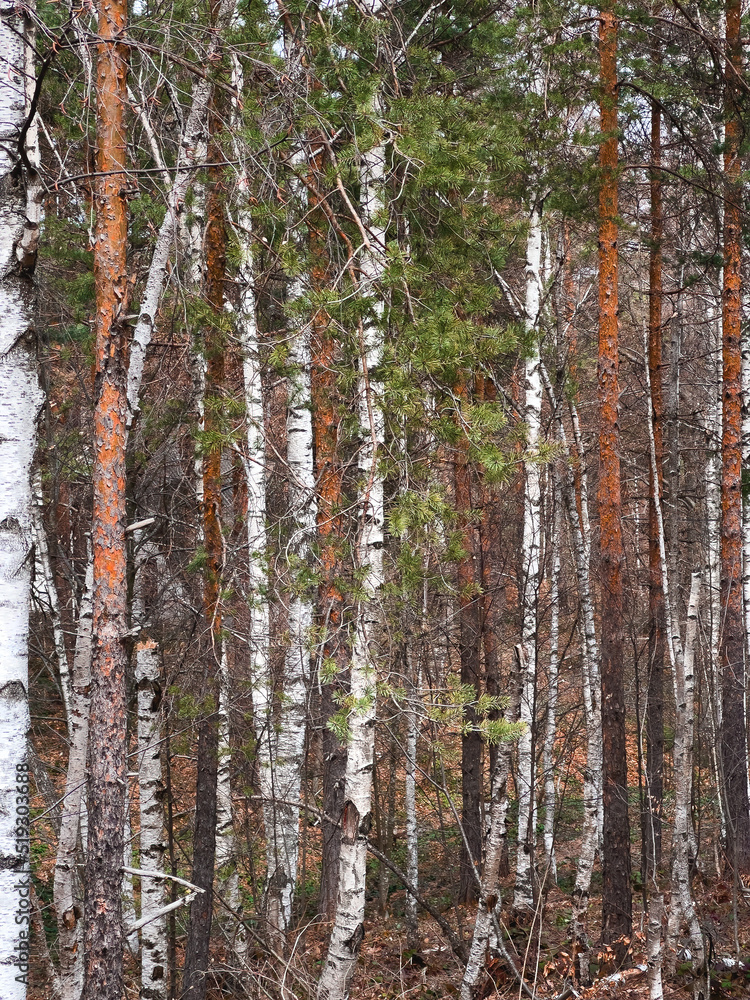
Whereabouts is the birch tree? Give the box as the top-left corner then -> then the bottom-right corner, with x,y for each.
317,52 -> 386,999
136,641 -> 168,1000
514,189 -> 544,914
0,4 -> 42,996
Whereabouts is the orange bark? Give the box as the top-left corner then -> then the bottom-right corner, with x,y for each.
82,0 -> 130,995
720,0 -> 750,870
597,5 -> 632,950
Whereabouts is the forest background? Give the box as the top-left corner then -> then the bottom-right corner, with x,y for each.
2,0 -> 750,998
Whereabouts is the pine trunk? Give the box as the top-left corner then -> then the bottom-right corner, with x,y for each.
598,3 -> 632,951
455,379 -> 483,906
309,155 -> 347,920
82,0 -> 130,991
721,0 -> 750,871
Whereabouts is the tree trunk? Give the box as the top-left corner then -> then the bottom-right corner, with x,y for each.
82,0 -> 130,991
645,94 -> 665,884
721,0 -> 750,872
316,83 -> 386,1000
598,3 -> 632,952
404,652 -> 420,948
514,193 -> 544,913
455,378 -> 483,905
309,153 -> 347,920
53,559 -> 93,1000
643,323 -> 704,971
665,574 -> 704,971
182,101 -> 225,1000
0,6 -> 42,996
541,362 -> 601,982
542,482 -> 561,884
136,641 -> 168,1000
126,0 -> 236,426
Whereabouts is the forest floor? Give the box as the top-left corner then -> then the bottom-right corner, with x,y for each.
28,807 -> 750,998
27,691 -> 750,998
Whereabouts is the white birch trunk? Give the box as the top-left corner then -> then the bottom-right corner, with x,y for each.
215,641 -> 240,914
126,0 -> 236,425
260,82 -> 317,934
53,559 -> 92,1000
514,195 -> 544,913
404,659 -> 419,945
461,738 -> 513,999
267,268 -> 315,938
136,641 -> 168,1000
643,336 -> 704,969
665,572 -> 704,970
317,85 -> 386,1000
32,474 -> 73,722
647,893 -> 664,1000
228,88 -> 273,955
123,805 -> 139,957
541,363 -> 600,980
542,482 -> 561,883
704,296 -> 725,841
0,7 -> 42,996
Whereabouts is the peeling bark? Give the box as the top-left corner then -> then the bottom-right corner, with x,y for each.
82,0 -> 131,991
0,4 -> 42,996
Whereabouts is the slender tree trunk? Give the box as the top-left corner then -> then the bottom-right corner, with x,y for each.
644,325 -> 705,971
721,0 -> 750,872
645,94 -> 665,884
0,6 -> 42,996
646,893 -> 664,1000
267,246 -> 315,941
704,292 -> 726,843
32,476 -> 73,721
53,559 -> 93,1000
82,0 -> 130,991
515,194 -> 544,913
665,574 -> 704,971
404,652 -> 420,948
225,51 -> 265,961
542,482 -> 561,884
541,363 -> 600,983
598,3 -> 632,951
136,641 -> 168,1000
455,378 -> 483,905
309,152 -> 347,920
182,101 -> 225,1000
126,0 -> 236,425
316,83 -> 386,1000
461,722 -> 520,1000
